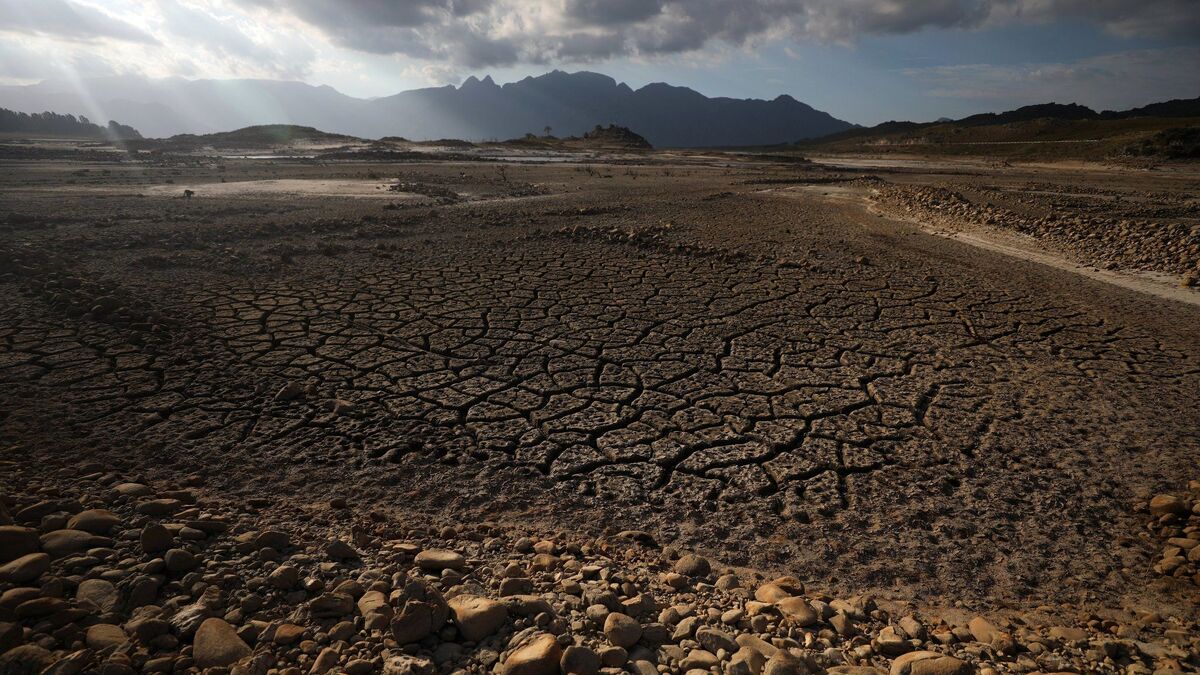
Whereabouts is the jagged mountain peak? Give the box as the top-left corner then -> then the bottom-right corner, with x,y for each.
461,75 -> 499,89
0,70 -> 855,146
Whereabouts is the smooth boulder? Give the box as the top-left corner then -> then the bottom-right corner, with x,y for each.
502,633 -> 562,675
193,618 -> 252,668
67,509 -> 121,534
76,579 -> 120,612
85,623 -> 127,649
40,529 -> 107,557
415,549 -> 465,572
0,553 -> 49,584
448,594 -> 507,642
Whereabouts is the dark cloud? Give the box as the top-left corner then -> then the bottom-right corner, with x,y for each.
550,32 -> 627,61
0,0 -> 157,43
992,0 -> 1200,39
564,0 -> 665,26
243,0 -> 483,29
798,0 -> 990,39
239,0 -> 497,68
904,47 -> 1200,109
232,0 -> 1200,68
454,32 -> 522,69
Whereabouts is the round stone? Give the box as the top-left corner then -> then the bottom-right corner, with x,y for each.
0,553 -> 50,584
501,633 -> 562,675
1149,494 -> 1188,517
273,623 -> 306,645
76,579 -> 120,612
40,529 -> 104,557
673,553 -> 711,577
326,539 -> 360,560
268,564 -> 299,589
755,583 -> 793,603
560,645 -> 600,675
909,655 -> 973,675
193,618 -> 252,669
86,624 -> 127,650
135,499 -> 181,517
598,646 -> 627,668
603,612 -> 642,648
0,645 -> 55,673
254,530 -> 290,550
67,509 -> 121,535
448,594 -> 507,642
164,548 -> 198,573
762,650 -> 807,675
776,597 -> 818,627
113,483 -> 153,497
680,649 -> 719,670
140,523 -> 172,554
415,549 -> 466,572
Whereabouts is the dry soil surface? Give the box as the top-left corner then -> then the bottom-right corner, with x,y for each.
2,151 -> 1198,624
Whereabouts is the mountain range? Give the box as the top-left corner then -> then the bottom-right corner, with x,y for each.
0,71 -> 855,147
820,99 -> 1200,143
805,98 -> 1200,161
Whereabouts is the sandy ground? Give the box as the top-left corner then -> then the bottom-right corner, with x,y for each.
1,149 -> 1198,621
776,183 -> 1200,307
142,179 -> 421,199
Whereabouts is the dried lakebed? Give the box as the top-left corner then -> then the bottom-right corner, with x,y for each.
1,154 -> 1198,656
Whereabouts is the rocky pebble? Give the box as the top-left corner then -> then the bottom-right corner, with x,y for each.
0,467 -> 1196,675
1145,484 -> 1200,588
870,181 -> 1200,280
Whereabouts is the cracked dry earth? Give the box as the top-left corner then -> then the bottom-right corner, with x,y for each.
1,155 -> 1199,614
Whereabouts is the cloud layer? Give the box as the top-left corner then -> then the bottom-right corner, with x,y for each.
2,0 -> 156,44
2,0 -> 1197,75
233,0 -> 1200,68
0,0 -> 1196,125
905,46 -> 1200,111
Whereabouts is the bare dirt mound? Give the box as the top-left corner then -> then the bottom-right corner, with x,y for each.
577,125 -> 653,150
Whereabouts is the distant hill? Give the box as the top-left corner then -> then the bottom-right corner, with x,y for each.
0,71 -> 854,148
0,108 -> 140,140
1106,98 -> 1200,119
162,124 -> 358,148
804,97 -> 1200,160
119,124 -> 364,154
815,97 -> 1200,143
495,124 -> 653,151
579,124 -> 652,149
955,102 -> 1099,127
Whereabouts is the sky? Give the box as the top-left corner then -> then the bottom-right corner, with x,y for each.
0,0 -> 1197,125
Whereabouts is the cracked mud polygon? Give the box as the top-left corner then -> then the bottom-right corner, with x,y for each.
2,153 -> 1198,610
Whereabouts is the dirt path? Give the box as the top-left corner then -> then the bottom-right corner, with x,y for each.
778,182 -> 1200,307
